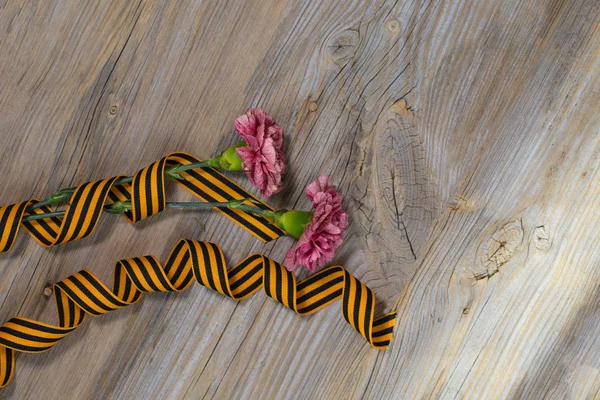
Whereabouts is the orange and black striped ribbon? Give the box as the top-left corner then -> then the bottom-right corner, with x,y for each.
0,239 -> 397,388
0,152 -> 285,253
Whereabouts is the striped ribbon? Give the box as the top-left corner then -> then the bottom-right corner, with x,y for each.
0,240 -> 397,388
0,152 -> 284,253
0,153 -> 397,388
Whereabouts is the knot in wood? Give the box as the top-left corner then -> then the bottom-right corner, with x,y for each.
475,219 -> 524,280
327,29 -> 359,66
533,225 -> 551,251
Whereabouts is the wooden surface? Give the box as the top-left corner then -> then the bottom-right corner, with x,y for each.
1,0 -> 599,398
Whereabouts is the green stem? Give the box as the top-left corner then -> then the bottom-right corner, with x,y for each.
165,201 -> 266,213
162,161 -> 215,178
26,161 -> 212,213
22,200 -> 269,222
231,204 -> 275,219
23,210 -> 67,222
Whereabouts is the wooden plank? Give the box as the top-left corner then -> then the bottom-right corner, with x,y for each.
0,0 -> 599,398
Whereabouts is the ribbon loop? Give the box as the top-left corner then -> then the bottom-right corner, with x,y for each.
18,177 -> 121,248
130,158 -> 168,222
0,200 -> 34,253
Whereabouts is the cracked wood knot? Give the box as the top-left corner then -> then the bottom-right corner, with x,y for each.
475,219 -> 524,280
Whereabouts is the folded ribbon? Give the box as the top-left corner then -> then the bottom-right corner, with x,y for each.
0,239 -> 397,387
0,152 -> 285,253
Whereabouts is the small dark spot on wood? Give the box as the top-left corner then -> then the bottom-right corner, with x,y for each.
386,20 -> 400,33
462,308 -> 470,314
109,105 -> 118,116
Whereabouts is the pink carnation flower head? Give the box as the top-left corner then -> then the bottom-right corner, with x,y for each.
234,108 -> 285,197
284,175 -> 349,273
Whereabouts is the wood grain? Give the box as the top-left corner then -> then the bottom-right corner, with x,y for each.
1,0 -> 600,398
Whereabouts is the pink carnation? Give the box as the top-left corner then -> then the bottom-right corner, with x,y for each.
285,175 -> 349,273
234,108 -> 285,197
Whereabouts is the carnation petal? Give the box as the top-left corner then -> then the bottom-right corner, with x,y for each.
233,108 -> 286,197
284,176 -> 347,273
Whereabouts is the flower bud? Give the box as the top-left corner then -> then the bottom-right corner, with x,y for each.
217,142 -> 245,171
274,210 -> 314,239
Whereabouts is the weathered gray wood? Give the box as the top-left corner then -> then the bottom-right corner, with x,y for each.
1,0 -> 599,398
